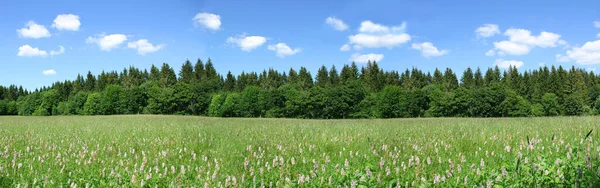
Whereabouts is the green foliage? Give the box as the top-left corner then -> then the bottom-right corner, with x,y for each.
4,59 -> 600,119
83,93 -> 103,115
376,86 -> 407,118
563,93 -> 586,116
541,93 -> 561,116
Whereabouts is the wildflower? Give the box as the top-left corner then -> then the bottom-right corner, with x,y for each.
344,158 -> 349,168
480,158 -> 485,168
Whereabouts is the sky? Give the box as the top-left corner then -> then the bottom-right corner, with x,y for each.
1,0 -> 600,90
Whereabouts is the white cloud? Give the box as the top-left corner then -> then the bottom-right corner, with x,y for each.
17,21 -> 51,39
127,39 -> 164,55
358,20 -> 406,33
226,34 -> 267,52
349,53 -> 384,63
86,34 -> 128,51
411,42 -> 448,58
504,29 -> 561,47
50,46 -> 65,55
267,43 -> 301,57
493,41 -> 530,55
340,44 -> 350,51
556,54 -> 570,63
17,45 -> 47,57
17,45 -> 65,57
42,69 -> 56,76
489,29 -> 562,56
193,12 -> 221,31
475,24 -> 500,38
538,62 -> 546,66
345,20 -> 411,50
349,33 -> 411,49
485,50 -> 495,56
52,14 -> 81,31
556,40 -> 600,65
587,67 -> 597,72
594,21 -> 600,28
597,33 -> 600,38
494,59 -> 524,68
325,17 -> 348,31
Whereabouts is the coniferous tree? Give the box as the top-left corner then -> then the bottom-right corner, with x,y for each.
461,67 -> 474,88
315,65 -> 330,88
179,60 -> 195,84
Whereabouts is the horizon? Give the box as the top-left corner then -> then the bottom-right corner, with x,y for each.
1,0 -> 600,90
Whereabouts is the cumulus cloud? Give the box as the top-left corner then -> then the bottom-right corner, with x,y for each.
485,50 -> 495,56
267,43 -> 301,57
556,54 -> 570,63
17,45 -> 65,57
359,21 -> 406,33
349,53 -> 384,63
587,67 -> 597,72
488,28 -> 562,56
17,21 -> 51,39
494,59 -> 524,68
347,21 -> 410,49
555,40 -> 600,65
595,21 -> 600,28
597,33 -> 600,38
325,17 -> 348,31
42,69 -> 56,75
411,42 -> 448,58
86,34 -> 128,51
52,14 -> 81,31
17,45 -> 47,57
475,24 -> 500,38
50,46 -> 65,55
493,41 -> 531,55
349,33 -> 411,49
193,12 -> 221,31
127,39 -> 164,55
340,44 -> 350,51
227,34 -> 267,51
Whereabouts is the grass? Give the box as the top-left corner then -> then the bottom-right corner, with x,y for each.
0,115 -> 599,187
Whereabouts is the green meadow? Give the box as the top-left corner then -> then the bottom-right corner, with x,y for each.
0,115 -> 599,187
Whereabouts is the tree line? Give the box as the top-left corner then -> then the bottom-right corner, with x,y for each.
1,58 -> 599,118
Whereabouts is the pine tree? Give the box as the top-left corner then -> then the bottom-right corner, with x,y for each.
329,65 -> 339,87
194,59 -> 205,82
84,71 -> 96,91
223,71 -> 236,91
432,68 -> 444,85
474,67 -> 483,87
298,67 -> 313,90
288,68 -> 298,84
460,67 -> 474,88
444,68 -> 458,91
315,65 -> 330,87
149,64 -> 160,82
160,63 -> 177,87
179,60 -> 195,84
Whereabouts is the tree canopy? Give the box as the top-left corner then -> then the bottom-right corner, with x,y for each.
1,58 -> 599,118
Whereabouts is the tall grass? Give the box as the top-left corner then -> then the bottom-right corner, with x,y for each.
0,116 -> 598,186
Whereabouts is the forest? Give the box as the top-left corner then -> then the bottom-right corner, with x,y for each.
0,58 -> 598,118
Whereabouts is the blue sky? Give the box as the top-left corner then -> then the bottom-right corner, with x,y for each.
1,0 -> 600,90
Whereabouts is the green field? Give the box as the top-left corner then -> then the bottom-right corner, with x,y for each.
0,116 -> 599,187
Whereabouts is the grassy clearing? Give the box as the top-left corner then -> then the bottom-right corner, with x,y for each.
0,116 -> 599,187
